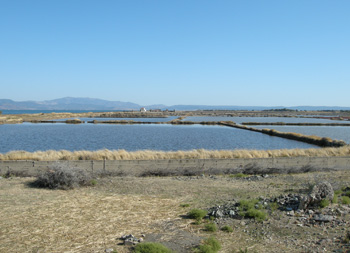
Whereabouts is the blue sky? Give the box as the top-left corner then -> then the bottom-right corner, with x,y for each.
0,0 -> 349,106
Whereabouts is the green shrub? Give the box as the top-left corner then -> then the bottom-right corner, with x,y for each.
341,196 -> 350,205
244,208 -> 267,222
319,199 -> 329,208
133,242 -> 172,253
204,223 -> 217,232
238,199 -> 267,222
332,195 -> 338,204
196,237 -> 221,253
180,203 -> 190,208
344,191 -> 350,197
221,225 -> 233,232
188,209 -> 207,222
334,190 -> 343,195
90,179 -> 98,186
238,199 -> 259,211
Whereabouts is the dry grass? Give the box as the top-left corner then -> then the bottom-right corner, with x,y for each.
1,146 -> 350,161
0,178 -> 182,253
1,171 -> 350,252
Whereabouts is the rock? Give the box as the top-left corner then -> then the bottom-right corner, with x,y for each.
300,182 -> 334,209
105,249 -> 114,253
121,234 -> 134,240
121,234 -> 141,246
313,214 -> 333,222
229,210 -> 235,217
215,210 -> 224,217
124,238 -> 136,246
309,181 -> 334,203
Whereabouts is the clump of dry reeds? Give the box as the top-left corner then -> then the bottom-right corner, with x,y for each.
1,146 -> 350,161
32,163 -> 93,189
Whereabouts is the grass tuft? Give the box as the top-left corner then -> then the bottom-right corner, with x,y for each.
341,196 -> 350,205
319,199 -> 330,208
204,223 -> 218,232
195,237 -> 221,253
221,225 -> 233,233
133,242 -> 172,253
188,209 -> 207,222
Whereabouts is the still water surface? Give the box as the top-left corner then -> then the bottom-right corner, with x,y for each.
0,123 -> 317,153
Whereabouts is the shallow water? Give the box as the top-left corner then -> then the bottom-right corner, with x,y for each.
0,123 -> 318,153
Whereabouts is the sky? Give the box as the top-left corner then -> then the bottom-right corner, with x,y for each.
0,0 -> 349,106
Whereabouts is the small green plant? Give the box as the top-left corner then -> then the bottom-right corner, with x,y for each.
195,236 -> 221,253
344,191 -> 350,197
238,199 -> 267,222
180,203 -> 190,208
319,199 -> 329,208
332,195 -> 338,204
334,189 -> 343,195
133,242 -> 172,253
244,208 -> 267,222
221,225 -> 233,232
230,173 -> 249,178
268,202 -> 279,212
341,186 -> 348,192
188,209 -> 207,222
341,196 -> 350,205
204,223 -> 218,232
90,179 -> 98,186
238,199 -> 259,211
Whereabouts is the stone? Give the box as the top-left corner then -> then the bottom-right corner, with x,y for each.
215,210 -> 224,218
229,210 -> 235,217
313,214 -> 333,222
124,238 -> 136,246
105,249 -> 114,253
309,181 -> 334,203
300,182 -> 334,209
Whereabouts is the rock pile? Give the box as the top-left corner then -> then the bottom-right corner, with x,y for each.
120,234 -> 144,246
208,182 -> 348,226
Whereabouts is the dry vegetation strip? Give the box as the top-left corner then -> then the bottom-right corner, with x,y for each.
1,146 -> 350,161
220,121 -> 347,147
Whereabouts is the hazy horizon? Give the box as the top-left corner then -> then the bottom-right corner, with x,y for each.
1,1 -> 349,106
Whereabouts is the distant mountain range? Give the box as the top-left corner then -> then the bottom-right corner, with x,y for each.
0,97 -> 350,111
